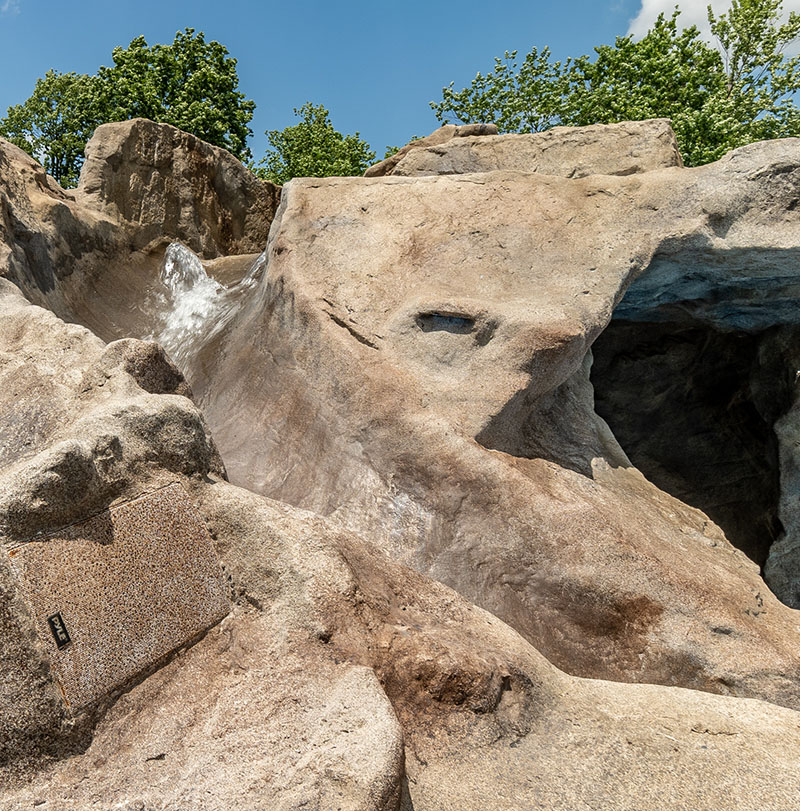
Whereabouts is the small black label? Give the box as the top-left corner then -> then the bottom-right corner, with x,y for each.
47,613 -> 71,649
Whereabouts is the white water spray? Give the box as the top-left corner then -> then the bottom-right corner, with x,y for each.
152,242 -> 266,373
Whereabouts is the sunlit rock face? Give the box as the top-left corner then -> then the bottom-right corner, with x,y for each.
365,118 -> 683,178
3,289 -> 800,811
149,134 -> 800,708
0,119 -> 280,345
8,120 -> 800,702
76,118 -> 280,258
7,118 -> 800,808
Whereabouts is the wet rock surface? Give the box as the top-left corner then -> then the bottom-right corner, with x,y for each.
3,118 -> 800,808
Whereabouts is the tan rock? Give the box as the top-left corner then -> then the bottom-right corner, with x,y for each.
365,122 -> 498,177
0,119 -> 280,343
0,138 -> 117,322
184,138 -> 800,709
5,119 -> 800,808
0,282 -> 227,766
76,118 -> 280,257
1,265 -> 800,809
3,455 -> 800,809
367,118 -> 682,177
5,118 -> 800,707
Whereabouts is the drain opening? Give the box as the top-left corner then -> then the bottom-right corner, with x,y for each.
416,312 -> 476,334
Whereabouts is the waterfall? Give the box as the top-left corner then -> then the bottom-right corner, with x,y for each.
151,243 -> 266,373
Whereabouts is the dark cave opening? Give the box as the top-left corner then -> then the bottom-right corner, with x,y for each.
591,320 -> 795,568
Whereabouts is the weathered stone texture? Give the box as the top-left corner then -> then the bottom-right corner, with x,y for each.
367,118 -> 682,177
8,483 -> 229,710
192,142 -> 800,709
4,117 -> 800,809
77,118 -> 280,256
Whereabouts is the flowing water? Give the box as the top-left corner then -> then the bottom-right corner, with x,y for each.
150,242 -> 266,373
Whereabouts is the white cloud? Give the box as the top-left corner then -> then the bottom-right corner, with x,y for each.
628,0 -> 800,39
1,0 -> 20,14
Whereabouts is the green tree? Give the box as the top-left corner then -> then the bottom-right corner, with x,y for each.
562,12 -> 729,166
99,28 -> 255,162
257,102 -> 375,184
0,71 -> 107,186
431,1 -> 800,166
708,0 -> 800,144
433,47 -> 567,134
0,28 -> 255,187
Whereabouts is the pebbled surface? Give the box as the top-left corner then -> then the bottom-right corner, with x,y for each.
8,483 -> 229,710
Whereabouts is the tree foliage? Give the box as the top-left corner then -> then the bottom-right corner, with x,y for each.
431,1 -> 800,166
433,47 -> 567,134
708,0 -> 800,145
257,102 -> 375,184
0,29 -> 255,186
563,13 -> 729,164
98,29 -> 255,162
0,71 -> 106,186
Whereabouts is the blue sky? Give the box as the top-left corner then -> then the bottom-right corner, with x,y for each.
0,0 -> 756,162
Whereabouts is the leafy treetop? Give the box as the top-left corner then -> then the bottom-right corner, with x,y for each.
431,0 -> 800,166
0,28 -> 255,186
99,29 -> 255,162
256,102 -> 375,184
0,71 -> 107,186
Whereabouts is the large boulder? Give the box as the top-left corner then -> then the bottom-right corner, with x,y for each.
3,289 -> 800,809
0,280 -> 228,766
0,138 -> 119,321
76,118 -> 280,257
173,134 -> 800,710
364,122 -> 499,177
0,119 -> 280,341
366,118 -> 683,177
7,116 -> 800,807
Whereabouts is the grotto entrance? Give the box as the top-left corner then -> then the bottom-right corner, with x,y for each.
591,321 -> 791,568
589,245 -> 800,578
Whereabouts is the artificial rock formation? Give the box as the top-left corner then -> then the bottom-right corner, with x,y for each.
0,119 -> 279,343
366,117 -> 682,177
77,118 -> 280,257
184,136 -> 800,708
3,282 -> 800,810
364,121 -> 499,177
3,117 -> 800,808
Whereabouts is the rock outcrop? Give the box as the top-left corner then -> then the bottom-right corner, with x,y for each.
4,117 -> 800,808
183,137 -> 800,708
76,118 -> 280,257
366,118 -> 682,177
0,119 -> 280,342
3,284 -> 800,809
364,122 -> 499,177
0,138 -> 117,320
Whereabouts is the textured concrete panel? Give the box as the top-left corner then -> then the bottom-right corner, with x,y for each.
7,483 -> 229,709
